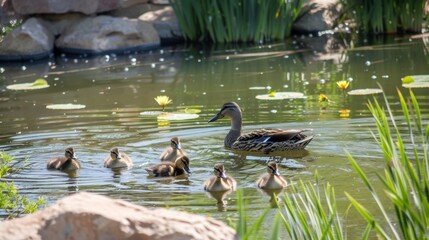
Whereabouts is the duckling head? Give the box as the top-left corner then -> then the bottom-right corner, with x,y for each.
267,161 -> 280,176
213,163 -> 227,179
110,147 -> 121,160
208,102 -> 241,123
170,137 -> 182,150
175,156 -> 191,174
64,147 -> 76,160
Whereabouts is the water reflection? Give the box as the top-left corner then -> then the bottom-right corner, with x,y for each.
205,190 -> 234,212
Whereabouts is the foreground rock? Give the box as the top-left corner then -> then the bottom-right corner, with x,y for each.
55,15 -> 160,54
0,192 -> 236,240
0,17 -> 54,61
11,0 -> 120,15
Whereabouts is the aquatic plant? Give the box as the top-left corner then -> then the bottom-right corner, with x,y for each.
234,89 -> 429,239
340,0 -> 426,33
169,0 -> 303,43
336,80 -> 349,90
0,152 -> 45,219
154,96 -> 173,111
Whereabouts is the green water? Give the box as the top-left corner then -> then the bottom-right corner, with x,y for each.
0,35 -> 428,238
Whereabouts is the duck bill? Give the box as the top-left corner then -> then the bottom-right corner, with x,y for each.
71,154 -> 77,160
208,113 -> 221,123
273,170 -> 280,176
184,166 -> 191,175
220,172 -> 227,179
175,143 -> 182,150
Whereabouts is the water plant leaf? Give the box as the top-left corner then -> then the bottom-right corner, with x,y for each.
7,79 -> 50,90
46,104 -> 86,110
139,111 -> 164,117
347,89 -> 383,95
401,76 -> 414,84
402,75 -> 429,88
157,113 -> 199,121
256,92 -> 306,100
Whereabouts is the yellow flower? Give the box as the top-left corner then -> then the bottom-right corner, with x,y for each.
268,90 -> 276,97
336,80 -> 350,90
319,94 -> 330,102
154,96 -> 172,111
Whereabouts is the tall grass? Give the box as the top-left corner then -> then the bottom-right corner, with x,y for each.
169,0 -> 303,43
235,89 -> 429,239
340,0 -> 427,33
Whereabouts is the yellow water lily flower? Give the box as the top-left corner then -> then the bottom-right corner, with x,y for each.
319,94 -> 330,102
336,80 -> 350,90
154,95 -> 172,111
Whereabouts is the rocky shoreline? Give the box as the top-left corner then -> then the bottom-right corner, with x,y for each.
0,0 -> 340,61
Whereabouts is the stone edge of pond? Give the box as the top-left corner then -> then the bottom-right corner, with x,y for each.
0,50 -> 54,61
57,42 -> 161,56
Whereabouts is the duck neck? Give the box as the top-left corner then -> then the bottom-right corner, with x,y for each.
225,115 -> 242,148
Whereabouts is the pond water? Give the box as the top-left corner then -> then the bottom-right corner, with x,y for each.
0,34 -> 428,237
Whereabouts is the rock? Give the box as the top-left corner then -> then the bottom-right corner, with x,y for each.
0,192 -> 236,240
119,0 -> 149,8
39,13 -> 86,36
11,0 -> 120,15
139,6 -> 183,43
0,17 -> 54,61
109,3 -> 164,19
55,16 -> 160,54
293,0 -> 341,33
150,0 -> 169,5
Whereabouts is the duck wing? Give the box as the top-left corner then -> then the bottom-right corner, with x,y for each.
237,129 -> 312,143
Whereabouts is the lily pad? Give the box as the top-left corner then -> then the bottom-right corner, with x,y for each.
7,79 -> 50,90
347,88 -> 383,95
139,111 -> 164,116
177,108 -> 202,114
249,86 -> 268,90
46,104 -> 86,110
256,92 -> 307,100
157,113 -> 199,121
401,76 -> 414,84
402,75 -> 429,88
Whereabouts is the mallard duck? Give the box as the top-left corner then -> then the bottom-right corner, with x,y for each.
47,147 -> 81,171
208,102 -> 313,153
146,156 -> 191,177
204,163 -> 237,192
256,161 -> 287,190
160,137 -> 187,162
104,147 -> 133,169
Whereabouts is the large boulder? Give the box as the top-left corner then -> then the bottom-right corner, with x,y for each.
119,0 -> 149,8
55,16 -> 160,54
293,0 -> 341,33
109,3 -> 164,19
11,0 -> 120,15
0,17 -> 54,61
0,192 -> 236,240
139,6 -> 183,43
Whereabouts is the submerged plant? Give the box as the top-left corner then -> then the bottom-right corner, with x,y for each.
154,95 -> 173,111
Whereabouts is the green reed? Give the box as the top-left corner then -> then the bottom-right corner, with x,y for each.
169,0 -> 302,43
340,0 -> 427,33
235,89 -> 429,239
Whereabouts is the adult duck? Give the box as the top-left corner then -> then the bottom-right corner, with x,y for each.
208,102 -> 313,153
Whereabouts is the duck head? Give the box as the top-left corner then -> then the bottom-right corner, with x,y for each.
267,161 -> 280,176
65,147 -> 76,160
208,102 -> 242,123
170,137 -> 182,150
176,156 -> 191,174
110,147 -> 122,160
213,163 -> 227,179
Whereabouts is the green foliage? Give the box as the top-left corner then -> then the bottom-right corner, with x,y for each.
0,152 -> 45,219
346,89 -> 429,239
340,0 -> 427,33
0,19 -> 22,38
169,0 -> 303,43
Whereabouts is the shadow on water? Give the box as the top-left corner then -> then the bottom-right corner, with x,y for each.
0,34 -> 429,237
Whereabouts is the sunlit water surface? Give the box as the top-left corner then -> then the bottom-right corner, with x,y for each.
1,35 -> 428,238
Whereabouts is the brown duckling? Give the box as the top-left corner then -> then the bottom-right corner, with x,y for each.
47,147 -> 81,171
204,163 -> 237,192
146,156 -> 191,177
256,161 -> 287,190
104,147 -> 133,169
160,137 -> 187,162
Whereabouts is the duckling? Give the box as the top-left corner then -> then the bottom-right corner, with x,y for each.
204,163 -> 237,192
256,161 -> 287,190
160,137 -> 186,161
208,102 -> 313,153
104,147 -> 133,169
146,156 -> 191,177
47,147 -> 81,171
